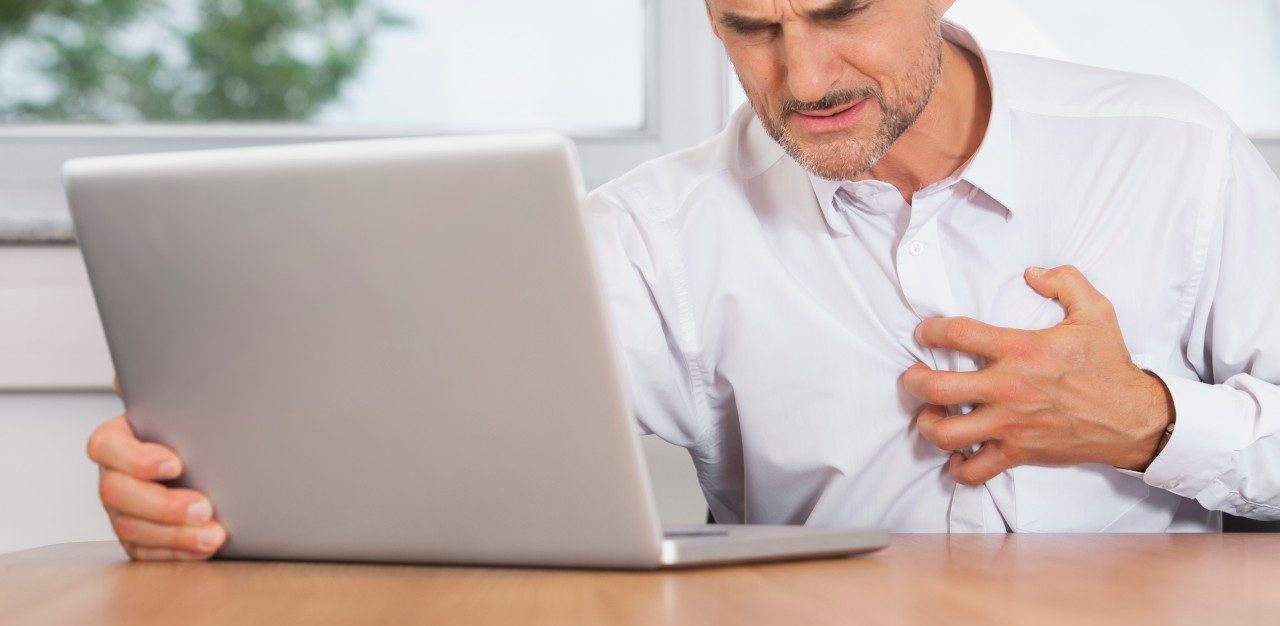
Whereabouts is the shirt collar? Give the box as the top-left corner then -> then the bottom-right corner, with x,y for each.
944,21 -> 1018,222
807,20 -> 1019,235
809,174 -> 853,236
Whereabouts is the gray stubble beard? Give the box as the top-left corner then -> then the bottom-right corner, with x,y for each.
745,29 -> 945,181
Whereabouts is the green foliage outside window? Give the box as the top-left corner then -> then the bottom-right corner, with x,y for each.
0,0 -> 408,122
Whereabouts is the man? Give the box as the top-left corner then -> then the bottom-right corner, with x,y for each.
87,0 -> 1280,560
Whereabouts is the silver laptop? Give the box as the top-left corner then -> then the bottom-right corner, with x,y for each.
65,133 -> 888,569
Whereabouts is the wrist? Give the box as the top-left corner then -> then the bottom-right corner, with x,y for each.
1116,369 -> 1176,472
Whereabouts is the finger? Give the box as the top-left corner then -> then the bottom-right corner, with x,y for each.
948,445 -> 1012,486
918,405 -> 1006,452
87,415 -> 183,481
1024,265 -> 1111,321
109,512 -> 226,554
128,547 -> 216,562
902,363 -> 998,405
113,375 -> 122,398
914,403 -> 948,436
99,468 -> 214,526
914,316 -> 1023,360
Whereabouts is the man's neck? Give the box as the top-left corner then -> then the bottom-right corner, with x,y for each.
858,40 -> 992,205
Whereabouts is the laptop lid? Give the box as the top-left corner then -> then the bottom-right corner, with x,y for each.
66,133 -> 666,568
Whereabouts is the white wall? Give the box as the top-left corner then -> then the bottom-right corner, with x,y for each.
0,393 -> 120,554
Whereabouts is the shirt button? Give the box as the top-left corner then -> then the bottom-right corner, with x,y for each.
908,241 -> 926,256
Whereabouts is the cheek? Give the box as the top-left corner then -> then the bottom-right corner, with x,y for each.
729,48 -> 786,112
836,40 -> 899,95
836,9 -> 931,97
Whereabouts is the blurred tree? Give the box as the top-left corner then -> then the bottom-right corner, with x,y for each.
0,0 -> 407,122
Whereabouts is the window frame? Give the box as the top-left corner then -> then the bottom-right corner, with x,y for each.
0,0 -> 731,242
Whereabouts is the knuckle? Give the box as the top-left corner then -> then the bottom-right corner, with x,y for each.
921,377 -> 947,402
1007,333 -> 1044,361
998,442 -> 1028,466
993,412 -> 1022,439
86,427 -> 109,463
98,474 -> 120,508
112,515 -> 140,543
1091,295 -> 1116,316
953,467 -> 982,486
163,494 -> 191,525
943,318 -> 974,345
126,449 -> 152,477
933,430 -> 958,452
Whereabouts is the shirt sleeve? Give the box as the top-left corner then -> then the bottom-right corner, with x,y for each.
583,186 -> 710,449
1140,127 -> 1280,520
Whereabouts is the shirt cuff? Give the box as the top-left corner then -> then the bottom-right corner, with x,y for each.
1137,369 -> 1246,498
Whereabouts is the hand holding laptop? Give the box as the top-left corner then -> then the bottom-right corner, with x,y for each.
87,379 -> 226,561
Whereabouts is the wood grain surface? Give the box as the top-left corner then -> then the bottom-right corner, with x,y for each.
2,534 -> 1277,626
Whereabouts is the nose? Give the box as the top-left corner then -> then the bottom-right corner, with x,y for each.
782,28 -> 841,104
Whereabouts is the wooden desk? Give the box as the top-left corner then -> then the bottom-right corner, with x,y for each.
3,535 -> 1277,626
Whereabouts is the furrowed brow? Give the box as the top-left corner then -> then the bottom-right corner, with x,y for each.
806,0 -> 868,22
719,11 -> 778,33
719,0 -> 867,33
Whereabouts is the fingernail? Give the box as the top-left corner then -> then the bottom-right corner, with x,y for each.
1028,266 -> 1045,277
913,324 -> 923,344
187,500 -> 212,524
157,460 -> 180,479
196,526 -> 224,550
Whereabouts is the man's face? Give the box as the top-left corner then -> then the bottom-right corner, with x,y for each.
707,0 -> 949,180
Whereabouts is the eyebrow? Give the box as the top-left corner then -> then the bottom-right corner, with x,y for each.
807,0 -> 867,22
719,0 -> 868,32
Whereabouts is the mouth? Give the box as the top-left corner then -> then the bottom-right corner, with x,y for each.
789,98 -> 870,134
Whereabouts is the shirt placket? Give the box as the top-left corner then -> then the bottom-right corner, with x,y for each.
895,193 -> 991,533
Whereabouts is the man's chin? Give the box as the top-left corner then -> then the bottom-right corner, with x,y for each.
787,138 -> 878,182
779,120 -> 882,174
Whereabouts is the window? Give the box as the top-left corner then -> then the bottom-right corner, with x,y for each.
954,0 -> 1280,135
0,0 -> 648,133
0,0 -> 728,241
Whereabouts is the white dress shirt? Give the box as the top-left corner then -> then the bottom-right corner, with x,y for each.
586,23 -> 1280,532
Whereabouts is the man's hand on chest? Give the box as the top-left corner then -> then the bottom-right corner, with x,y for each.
901,264 -> 1177,486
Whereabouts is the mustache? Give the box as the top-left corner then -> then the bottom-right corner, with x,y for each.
783,87 -> 880,114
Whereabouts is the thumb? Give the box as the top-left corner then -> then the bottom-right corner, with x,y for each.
1025,265 -> 1110,321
